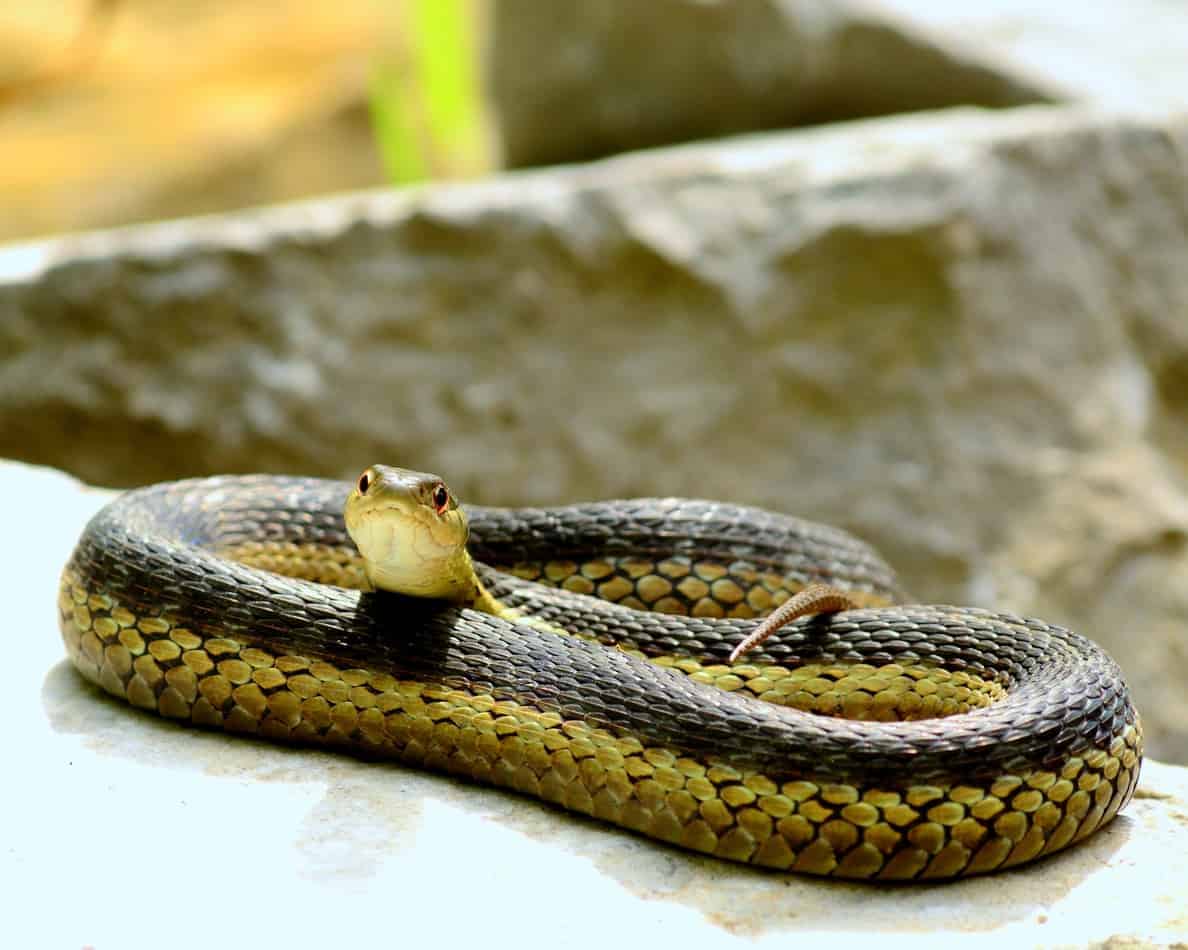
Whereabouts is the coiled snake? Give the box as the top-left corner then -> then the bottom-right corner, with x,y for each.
57,466 -> 1141,880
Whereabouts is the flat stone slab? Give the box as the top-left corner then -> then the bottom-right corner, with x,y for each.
5,458 -> 1187,948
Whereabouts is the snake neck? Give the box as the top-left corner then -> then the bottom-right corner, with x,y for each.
446,549 -> 521,624
468,564 -> 508,616
460,551 -> 565,635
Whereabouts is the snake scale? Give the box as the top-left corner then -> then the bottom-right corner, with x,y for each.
57,473 -> 1142,880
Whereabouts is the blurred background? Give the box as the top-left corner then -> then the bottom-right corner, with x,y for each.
0,0 -> 485,242
2,0 -> 1188,763
0,0 -> 1061,241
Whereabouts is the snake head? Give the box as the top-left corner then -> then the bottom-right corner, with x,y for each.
344,464 -> 475,602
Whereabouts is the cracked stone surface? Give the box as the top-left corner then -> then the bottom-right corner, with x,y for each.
3,106 -> 1188,763
5,457 -> 1188,949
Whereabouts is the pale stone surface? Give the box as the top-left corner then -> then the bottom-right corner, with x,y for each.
488,0 -> 1051,167
3,106 -> 1188,760
5,456 -> 1188,949
872,1 -> 1188,113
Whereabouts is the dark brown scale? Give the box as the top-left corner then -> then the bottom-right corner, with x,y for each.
467,497 -> 904,603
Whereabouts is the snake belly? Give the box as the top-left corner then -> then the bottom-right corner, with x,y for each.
56,475 -> 1142,881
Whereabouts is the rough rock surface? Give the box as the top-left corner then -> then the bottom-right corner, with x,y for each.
5,457 -> 1188,948
3,106 -> 1188,765
488,0 -> 1052,167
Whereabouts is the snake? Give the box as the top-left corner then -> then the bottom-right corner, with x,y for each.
56,465 -> 1142,881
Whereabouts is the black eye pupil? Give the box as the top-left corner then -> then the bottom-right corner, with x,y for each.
358,473 -> 370,494
434,486 -> 448,508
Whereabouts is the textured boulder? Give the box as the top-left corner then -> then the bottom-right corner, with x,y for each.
487,0 -> 1053,167
3,106 -> 1188,763
4,458 -> 1188,948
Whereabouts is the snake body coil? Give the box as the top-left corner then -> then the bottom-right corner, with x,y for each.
57,475 -> 1141,880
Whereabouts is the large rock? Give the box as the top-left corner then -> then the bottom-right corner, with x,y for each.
488,0 -> 1053,167
5,458 -> 1188,948
488,0 -> 1188,169
3,105 -> 1188,762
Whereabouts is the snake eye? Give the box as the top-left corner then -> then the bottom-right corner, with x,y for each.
357,471 -> 370,495
431,483 -> 449,514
